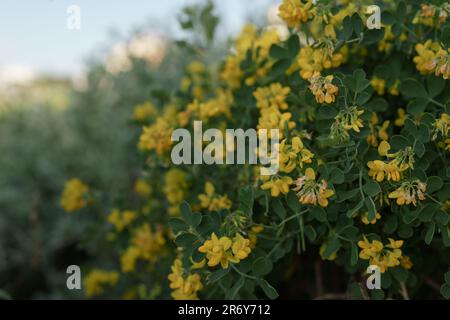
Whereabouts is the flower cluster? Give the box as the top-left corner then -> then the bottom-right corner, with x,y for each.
168,259 -> 203,300
60,178 -> 90,212
120,223 -> 166,272
163,168 -> 188,215
308,73 -> 339,104
132,101 -> 157,122
107,209 -> 137,232
198,233 -> 251,268
84,269 -> 119,297
358,237 -> 410,273
292,168 -> 334,207
279,136 -> 314,173
198,182 -> 232,211
388,180 -> 427,206
278,0 -> 314,29
367,141 -> 415,183
413,40 -> 450,79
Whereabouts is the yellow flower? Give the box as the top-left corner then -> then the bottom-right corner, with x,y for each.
257,106 -> 296,139
278,0 -> 314,29
231,234 -> 252,260
358,236 -> 408,273
132,101 -> 156,122
134,179 -> 151,197
413,40 -> 449,79
394,108 -> 406,127
131,223 -> 166,262
253,83 -> 290,110
370,76 -> 385,95
120,246 -> 140,273
60,178 -> 89,212
279,136 -> 314,173
198,182 -> 232,211
260,175 -> 293,197
168,259 -> 203,300
358,236 -> 383,260
198,233 -> 237,268
292,168 -> 334,207
248,225 -> 264,249
319,243 -> 337,261
308,74 -> 339,104
138,117 -> 173,155
297,46 -> 346,80
163,168 -> 188,215
367,160 -> 387,182
389,180 -> 427,206
198,233 -> 251,269
107,209 -> 137,232
220,25 -> 279,89
388,79 -> 400,96
360,211 -> 381,225
84,269 -> 119,297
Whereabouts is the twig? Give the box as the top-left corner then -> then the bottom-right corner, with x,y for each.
399,282 -> 410,300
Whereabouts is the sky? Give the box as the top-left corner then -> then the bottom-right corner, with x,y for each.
0,0 -> 277,80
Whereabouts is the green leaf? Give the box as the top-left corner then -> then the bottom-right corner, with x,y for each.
445,271 -> 450,284
353,69 -> 370,93
207,267 -> 230,284
363,180 -> 381,197
364,29 -> 385,45
414,141 -> 425,158
434,210 -> 450,226
350,242 -> 358,266
169,218 -> 188,234
238,186 -> 254,216
252,257 -> 273,277
390,135 -> 410,150
287,191 -> 302,212
341,16 -> 353,40
180,201 -> 201,227
329,167 -> 345,184
364,197 -> 377,221
419,203 -> 439,222
442,25 -> 450,48
424,223 -> 435,245
310,207 -> 327,222
270,59 -> 291,77
366,97 -> 388,112
383,215 -> 398,234
400,79 -> 428,98
427,75 -> 445,98
427,176 -> 443,193
175,232 -> 199,248
322,236 -> 341,258
287,34 -> 300,57
356,91 -> 371,105
269,44 -> 288,60
337,189 -> 359,203
272,198 -> 286,219
440,284 -> 450,299
351,13 -> 364,36
304,225 -> 317,242
418,123 -> 430,143
229,276 -> 245,300
347,199 -> 364,218
402,208 -> 420,224
259,279 -> 279,299
407,98 -> 429,116
391,268 -> 409,282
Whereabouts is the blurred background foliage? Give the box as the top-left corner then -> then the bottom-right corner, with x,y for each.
0,1 -> 230,298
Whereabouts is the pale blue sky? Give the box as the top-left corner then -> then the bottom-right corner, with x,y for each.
0,0 -> 277,76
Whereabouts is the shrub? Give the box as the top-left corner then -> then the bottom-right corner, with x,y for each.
63,0 -> 450,300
